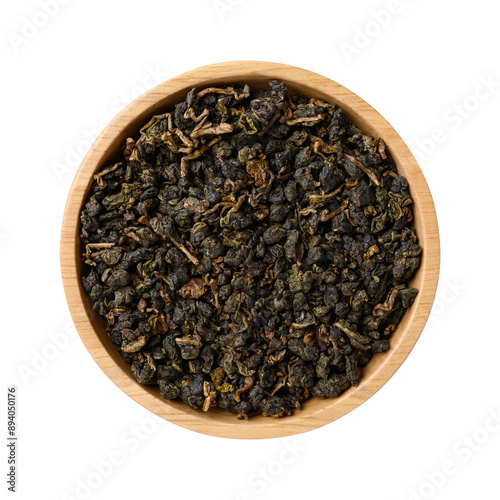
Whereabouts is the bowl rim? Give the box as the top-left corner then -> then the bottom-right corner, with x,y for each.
60,60 -> 440,439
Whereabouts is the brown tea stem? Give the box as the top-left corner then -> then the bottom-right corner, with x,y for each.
309,184 -> 345,204
93,163 -> 122,187
342,153 -> 380,186
197,85 -> 250,101
191,122 -> 233,139
286,114 -> 325,126
180,136 -> 221,177
373,289 -> 399,312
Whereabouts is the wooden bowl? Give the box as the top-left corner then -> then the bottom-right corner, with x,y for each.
60,61 -> 440,439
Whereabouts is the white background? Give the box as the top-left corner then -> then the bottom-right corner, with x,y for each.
2,1 -> 500,499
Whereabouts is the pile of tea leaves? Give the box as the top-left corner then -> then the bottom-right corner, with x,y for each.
80,81 -> 420,418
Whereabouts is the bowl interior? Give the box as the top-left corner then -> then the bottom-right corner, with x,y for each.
62,62 -> 439,438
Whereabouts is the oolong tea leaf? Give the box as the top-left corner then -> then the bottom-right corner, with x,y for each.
80,81 -> 421,418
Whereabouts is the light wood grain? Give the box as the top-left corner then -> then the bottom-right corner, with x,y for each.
60,61 -> 440,439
